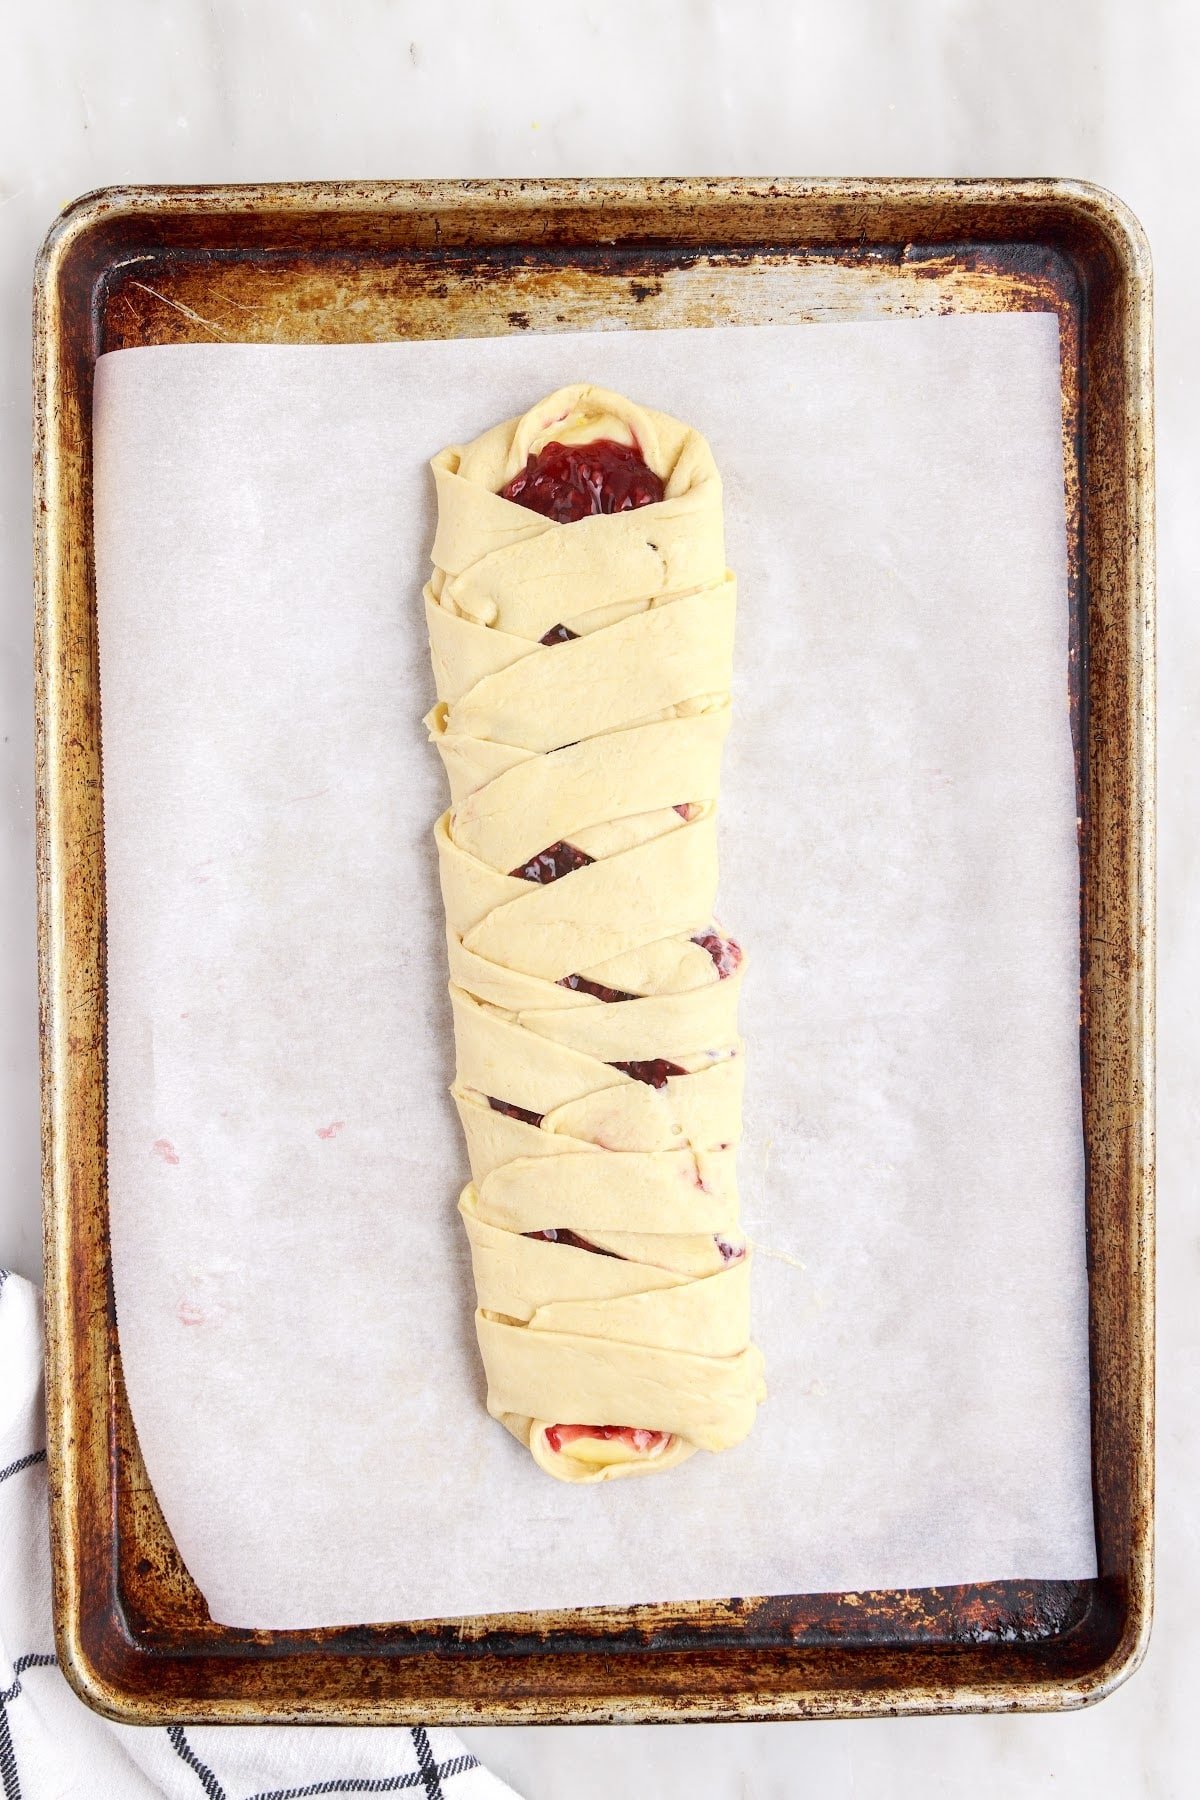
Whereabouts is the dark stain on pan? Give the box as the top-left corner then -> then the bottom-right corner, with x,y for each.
112,1364 -> 1100,1667
36,181 -> 1151,1724
113,1387 -> 1099,1663
97,240 -> 1081,351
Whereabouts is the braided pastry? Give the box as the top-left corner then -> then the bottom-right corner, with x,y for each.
425,385 -> 765,1483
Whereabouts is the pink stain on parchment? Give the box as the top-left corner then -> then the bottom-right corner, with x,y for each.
152,1138 -> 180,1165
315,1120 -> 345,1140
177,1300 -> 204,1326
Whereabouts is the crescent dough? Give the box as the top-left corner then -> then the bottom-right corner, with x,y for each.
425,384 -> 765,1482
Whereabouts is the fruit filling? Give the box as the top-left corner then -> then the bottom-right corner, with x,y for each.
510,841 -> 594,883
501,438 -> 664,523
487,1096 -> 544,1128
557,972 -> 639,1003
543,1423 -> 673,1457
524,1227 -> 622,1259
539,623 -> 579,646
693,931 -> 743,979
609,1057 -> 688,1089
524,1227 -> 742,1273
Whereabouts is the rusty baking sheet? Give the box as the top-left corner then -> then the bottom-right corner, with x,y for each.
33,178 -> 1154,1724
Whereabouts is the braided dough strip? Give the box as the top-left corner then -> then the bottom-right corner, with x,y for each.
425,385 -> 765,1482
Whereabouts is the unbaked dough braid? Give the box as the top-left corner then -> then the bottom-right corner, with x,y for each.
424,384 -> 765,1483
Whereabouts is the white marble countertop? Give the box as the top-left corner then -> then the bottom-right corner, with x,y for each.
1,2 -> 1193,1792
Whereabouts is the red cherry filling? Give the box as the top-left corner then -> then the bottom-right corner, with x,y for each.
610,1058 -> 688,1089
501,438 -> 664,524
510,841 -> 594,883
544,1423 -> 672,1457
693,931 -> 743,979
539,623 -> 579,646
557,972 -> 639,1004
528,1226 -> 740,1268
487,1096 -> 544,1128
524,1227 -> 622,1260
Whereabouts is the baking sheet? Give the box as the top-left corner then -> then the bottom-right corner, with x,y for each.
93,318 -> 1095,1628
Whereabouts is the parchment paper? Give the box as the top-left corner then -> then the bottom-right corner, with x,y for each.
94,318 -> 1095,1627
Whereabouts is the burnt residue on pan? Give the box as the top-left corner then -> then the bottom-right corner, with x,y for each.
98,238 -> 1078,348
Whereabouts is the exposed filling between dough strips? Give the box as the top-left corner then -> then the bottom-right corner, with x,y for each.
425,383 -> 765,1482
